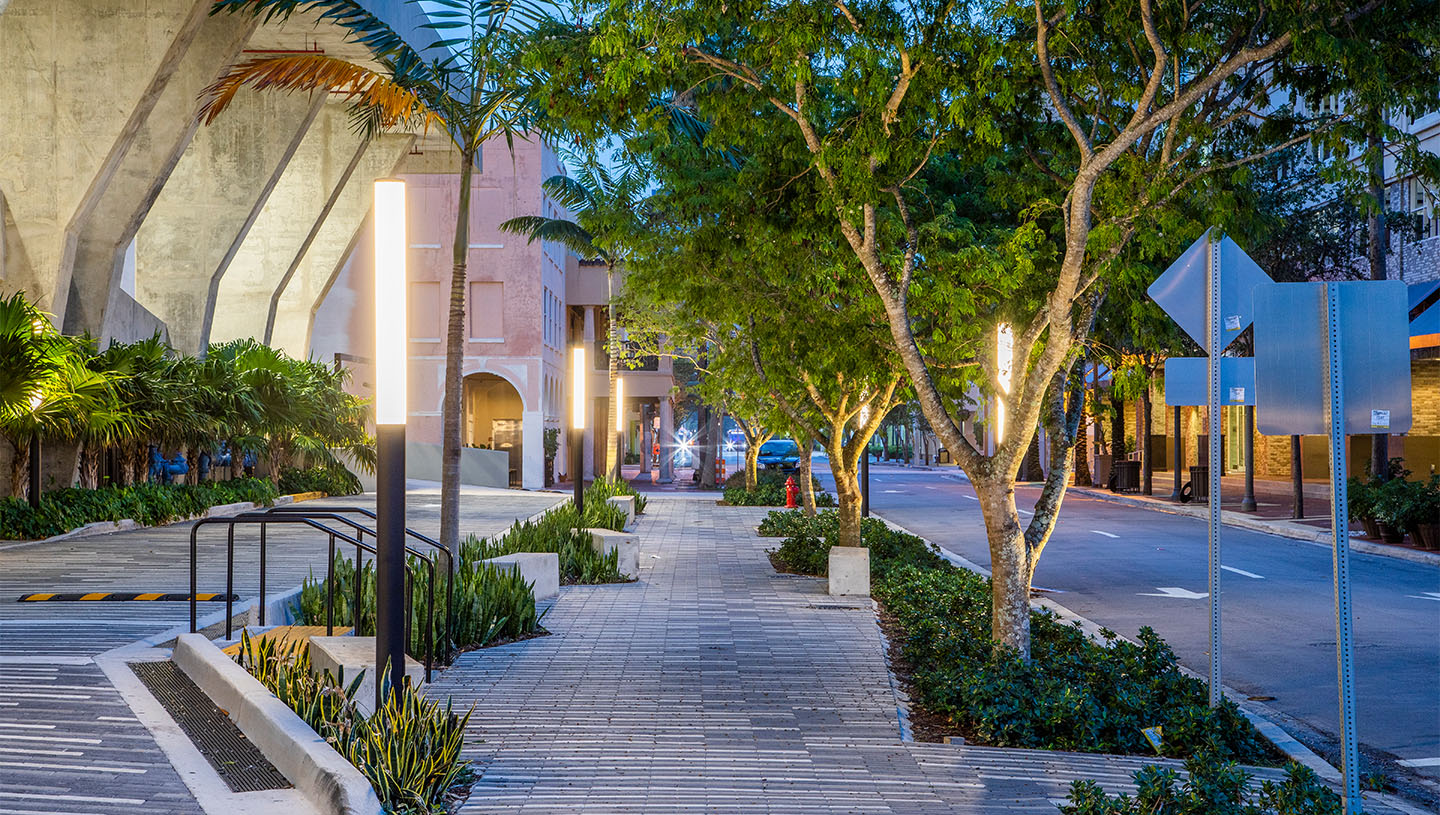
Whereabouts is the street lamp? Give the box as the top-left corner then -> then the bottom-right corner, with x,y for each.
996,323 -> 1013,446
614,375 -> 624,479
571,344 -> 586,514
373,178 -> 407,705
859,405 -> 871,518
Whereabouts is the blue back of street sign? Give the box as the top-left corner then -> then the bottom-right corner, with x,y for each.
1252,281 -> 1412,436
1163,358 -> 1255,406
1147,229 -> 1274,354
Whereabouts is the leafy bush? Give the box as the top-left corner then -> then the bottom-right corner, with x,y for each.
585,475 -> 647,515
877,565 -> 1270,761
0,478 -> 277,540
277,465 -> 362,497
464,498 -> 626,585
236,631 -> 471,814
765,511 -> 947,579
1062,754 -> 1339,814
723,470 -> 835,506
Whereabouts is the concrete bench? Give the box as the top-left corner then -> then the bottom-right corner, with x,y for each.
309,636 -> 425,717
606,495 -> 637,530
481,552 -> 560,600
586,528 -> 640,579
828,546 -> 870,597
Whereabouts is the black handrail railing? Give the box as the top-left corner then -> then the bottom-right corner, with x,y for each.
188,513 -> 438,680
261,505 -> 455,665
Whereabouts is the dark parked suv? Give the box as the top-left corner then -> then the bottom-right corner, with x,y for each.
757,439 -> 801,473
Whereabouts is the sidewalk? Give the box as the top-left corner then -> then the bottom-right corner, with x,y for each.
426,497 -> 1394,814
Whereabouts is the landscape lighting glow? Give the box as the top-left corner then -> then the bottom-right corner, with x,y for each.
373,179 -> 407,425
572,345 -> 586,430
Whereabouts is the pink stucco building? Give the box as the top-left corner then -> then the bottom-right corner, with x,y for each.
311,136 -> 677,489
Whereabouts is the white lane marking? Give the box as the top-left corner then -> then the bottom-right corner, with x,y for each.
1,761 -> 145,774
1221,565 -> 1265,579
1,734 -> 102,745
0,792 -> 145,806
883,490 -> 904,494
96,716 -> 137,722
924,485 -> 938,490
1138,587 -> 1210,599
1018,509 -> 1033,516
1404,592 -> 1440,602
1,692 -> 90,700
0,723 -> 55,730
1398,757 -> 1440,767
963,495 -> 978,501
1091,530 -> 1119,538
0,809 -> 108,815
0,746 -> 83,757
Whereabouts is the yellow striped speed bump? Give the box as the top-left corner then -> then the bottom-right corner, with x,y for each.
17,592 -> 240,602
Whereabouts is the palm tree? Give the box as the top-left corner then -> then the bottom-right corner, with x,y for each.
203,0 -> 557,553
500,161 -> 646,478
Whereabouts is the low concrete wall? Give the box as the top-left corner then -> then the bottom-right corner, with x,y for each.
586,528 -> 639,579
482,552 -> 560,600
382,442 -> 508,489
828,546 -> 870,596
606,495 -> 635,530
173,634 -> 383,815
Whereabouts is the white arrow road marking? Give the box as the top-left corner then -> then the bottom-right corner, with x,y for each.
1221,565 -> 1265,579
1405,592 -> 1440,602
1398,757 -> 1440,768
1139,587 -> 1210,599
1092,530 -> 1119,538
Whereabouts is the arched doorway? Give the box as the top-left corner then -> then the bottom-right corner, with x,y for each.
464,373 -> 524,486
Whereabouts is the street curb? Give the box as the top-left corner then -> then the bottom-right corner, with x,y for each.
871,513 -> 1431,814
1067,486 -> 1440,568
174,633 -> 384,815
0,494 -> 298,551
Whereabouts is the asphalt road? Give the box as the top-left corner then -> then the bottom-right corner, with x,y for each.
812,462 -> 1440,782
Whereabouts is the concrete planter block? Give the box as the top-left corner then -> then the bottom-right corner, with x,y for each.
308,637 -> 424,717
828,546 -> 870,596
482,552 -> 560,600
586,528 -> 640,579
606,495 -> 637,529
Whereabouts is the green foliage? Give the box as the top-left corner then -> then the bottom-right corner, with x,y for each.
877,565 -> 1269,761
1061,755 -> 1339,815
1374,475 -> 1440,529
277,465 -> 362,497
235,631 -> 472,814
0,478 -> 277,540
764,511 -> 947,580
723,471 -> 834,507
584,475 -> 647,515
463,498 -> 628,586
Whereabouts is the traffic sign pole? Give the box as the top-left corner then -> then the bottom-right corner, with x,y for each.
1206,234 -> 1223,709
1323,283 -> 1363,813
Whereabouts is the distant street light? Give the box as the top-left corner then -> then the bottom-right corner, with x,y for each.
614,375 -> 625,479
572,344 -> 586,514
996,323 -> 1013,445
373,178 -> 407,706
860,405 -> 871,518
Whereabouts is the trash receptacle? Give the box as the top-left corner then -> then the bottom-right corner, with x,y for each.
1189,465 -> 1209,501
1112,460 -> 1141,493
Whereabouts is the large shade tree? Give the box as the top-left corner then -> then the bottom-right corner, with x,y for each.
204,0 -> 557,553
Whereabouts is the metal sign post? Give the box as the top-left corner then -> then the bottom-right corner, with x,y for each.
1150,228 -> 1272,708
1322,284 -> 1362,813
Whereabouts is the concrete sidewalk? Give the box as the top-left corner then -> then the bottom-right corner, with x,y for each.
428,497 -> 1413,814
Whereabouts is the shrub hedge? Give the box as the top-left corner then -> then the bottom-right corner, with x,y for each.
764,510 -> 947,579
0,478 -> 278,540
1062,754 -> 1339,814
584,475 -> 648,515
277,465 -> 362,497
723,470 -> 835,507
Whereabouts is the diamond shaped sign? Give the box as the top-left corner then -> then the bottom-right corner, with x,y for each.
1147,228 -> 1273,354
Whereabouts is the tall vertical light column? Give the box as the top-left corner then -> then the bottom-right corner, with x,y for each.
572,345 -> 586,513
614,376 -> 625,479
995,323 -> 1013,447
373,178 -> 407,705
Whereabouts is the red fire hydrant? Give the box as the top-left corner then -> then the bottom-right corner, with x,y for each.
785,476 -> 798,509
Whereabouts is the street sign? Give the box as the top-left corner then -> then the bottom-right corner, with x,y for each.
1163,357 -> 1255,406
1253,281 -> 1412,436
1147,228 -> 1274,353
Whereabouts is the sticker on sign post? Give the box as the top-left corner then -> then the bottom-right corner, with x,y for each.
1372,410 -> 1391,430
1225,315 -> 1242,331
1229,387 -> 1245,403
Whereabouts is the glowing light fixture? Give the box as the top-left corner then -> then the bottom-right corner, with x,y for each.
571,345 -> 586,430
615,376 -> 625,432
373,179 -> 407,426
996,323 -> 1014,443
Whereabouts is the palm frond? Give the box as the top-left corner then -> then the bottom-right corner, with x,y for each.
210,1 -> 425,68
199,54 -> 446,136
498,216 -> 604,260
539,175 -> 596,213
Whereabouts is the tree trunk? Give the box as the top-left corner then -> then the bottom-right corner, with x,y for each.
605,264 -> 619,479
974,477 -> 1032,655
799,435 -> 816,515
829,440 -> 862,548
440,148 -> 477,555
9,437 -> 29,500
1110,392 -> 1125,460
1367,126 -> 1390,482
1141,385 -> 1153,495
1018,433 -> 1043,481
1291,435 -> 1305,519
700,408 -> 719,489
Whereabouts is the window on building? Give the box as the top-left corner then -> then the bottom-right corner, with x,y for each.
409,281 -> 440,341
469,281 -> 504,341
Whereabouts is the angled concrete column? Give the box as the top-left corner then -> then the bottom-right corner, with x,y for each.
658,397 -> 674,484
267,133 -> 413,356
207,103 -> 370,346
0,0 -> 253,331
134,90 -> 322,354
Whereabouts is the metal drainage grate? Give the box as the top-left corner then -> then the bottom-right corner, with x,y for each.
131,661 -> 292,793
807,603 -> 867,611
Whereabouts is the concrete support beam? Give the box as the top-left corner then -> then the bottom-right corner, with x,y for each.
267,133 -> 412,356
134,90 -> 323,354
0,1 -> 253,335
207,103 -> 371,346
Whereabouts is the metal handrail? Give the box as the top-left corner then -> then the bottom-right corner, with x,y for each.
188,513 -> 437,680
261,505 -> 455,665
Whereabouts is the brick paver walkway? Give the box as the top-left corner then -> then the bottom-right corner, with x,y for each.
431,497 -> 1338,814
